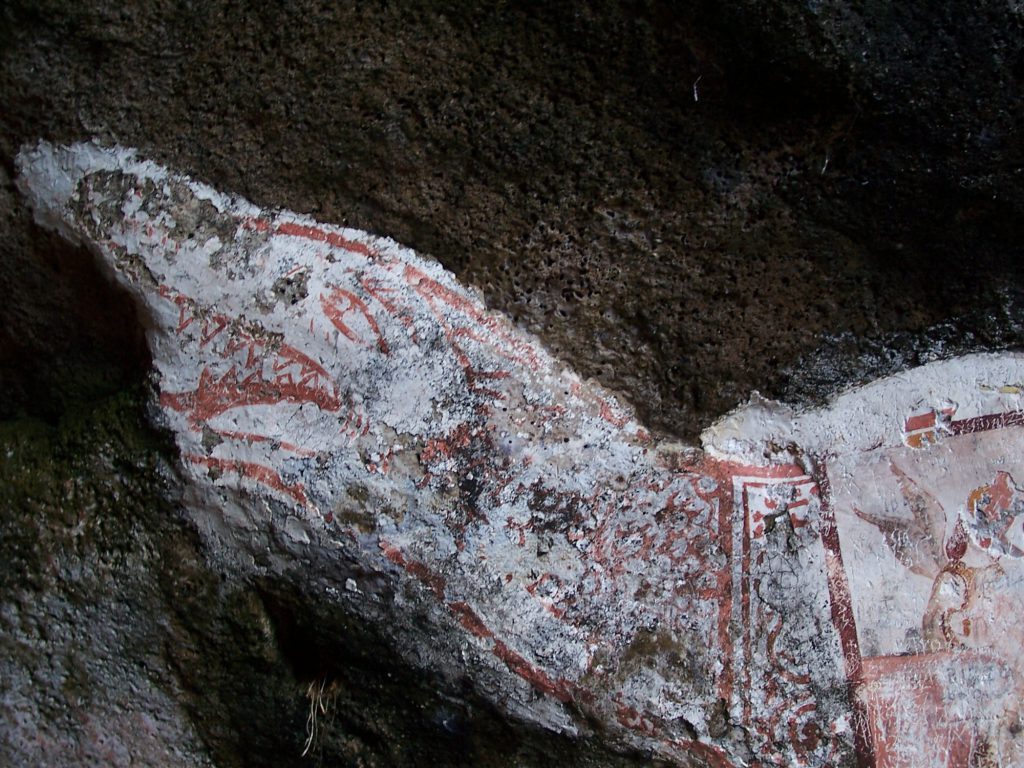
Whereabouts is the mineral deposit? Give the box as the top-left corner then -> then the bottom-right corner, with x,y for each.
17,141 -> 1024,767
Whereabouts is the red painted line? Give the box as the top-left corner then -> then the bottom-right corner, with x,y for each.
950,409 -> 1024,436
711,457 -> 809,480
320,287 -> 390,354
403,263 -> 541,372
200,315 -> 230,346
767,613 -> 811,686
240,217 -> 271,232
359,274 -> 419,340
903,411 -> 937,432
277,342 -> 332,380
379,542 -> 446,600
161,361 -> 343,426
381,542 -> 577,705
186,454 -> 310,507
447,601 -> 494,639
419,423 -> 475,464
492,640 -> 573,704
275,221 -> 373,258
617,702 -> 734,766
813,459 -> 875,768
740,483 -> 753,726
787,701 -> 824,758
599,400 -> 629,428
615,702 -> 657,735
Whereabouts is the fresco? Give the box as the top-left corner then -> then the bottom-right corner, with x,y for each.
18,140 -> 1024,767
827,404 -> 1024,767
707,358 -> 1024,767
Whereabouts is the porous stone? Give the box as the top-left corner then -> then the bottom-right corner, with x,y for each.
4,1 -> 1023,439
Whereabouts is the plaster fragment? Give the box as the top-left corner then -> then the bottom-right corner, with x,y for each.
18,140 -> 1024,767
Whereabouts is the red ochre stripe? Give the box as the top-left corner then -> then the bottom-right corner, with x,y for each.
903,411 -> 936,432
492,640 -> 573,703
447,601 -> 494,639
950,409 -> 1024,435
275,222 -> 373,257
380,542 -> 576,704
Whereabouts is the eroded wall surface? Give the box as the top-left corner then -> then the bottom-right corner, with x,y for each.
18,141 -> 1024,766
707,358 -> 1024,766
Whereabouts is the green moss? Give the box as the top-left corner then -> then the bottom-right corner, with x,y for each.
0,384 -> 172,593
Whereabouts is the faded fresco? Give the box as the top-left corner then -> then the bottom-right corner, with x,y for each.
18,140 -> 1024,767
825,405 -> 1024,767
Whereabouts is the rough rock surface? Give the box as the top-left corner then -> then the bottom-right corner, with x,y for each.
3,1 -> 1024,436
2,2 -> 1024,766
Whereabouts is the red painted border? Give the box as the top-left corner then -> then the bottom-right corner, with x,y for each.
814,457 -> 879,768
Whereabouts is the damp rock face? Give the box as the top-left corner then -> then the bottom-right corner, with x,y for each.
16,141 -> 1024,767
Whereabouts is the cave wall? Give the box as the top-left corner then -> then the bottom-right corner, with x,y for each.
2,2 -> 1023,766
